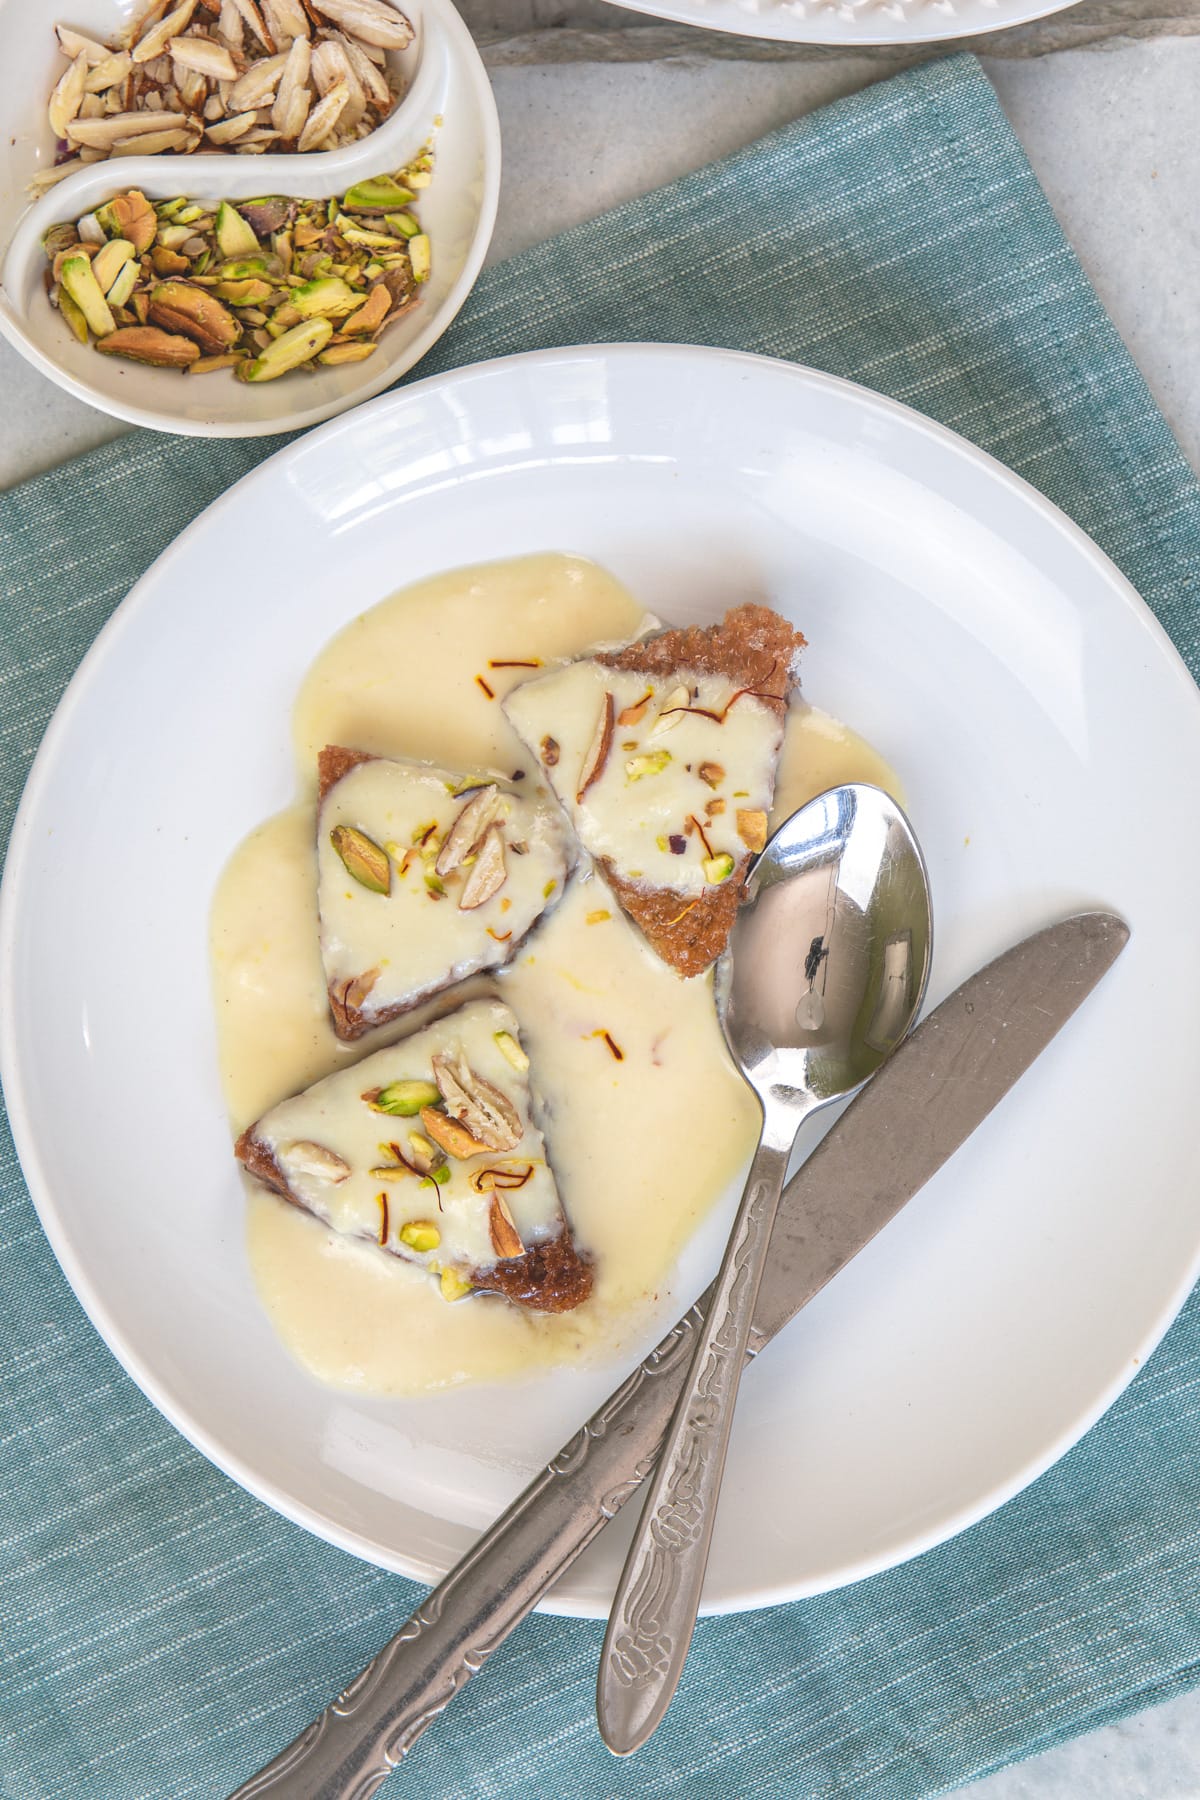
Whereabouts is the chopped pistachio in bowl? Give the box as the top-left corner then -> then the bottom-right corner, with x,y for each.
0,0 -> 500,436
45,171 -> 433,381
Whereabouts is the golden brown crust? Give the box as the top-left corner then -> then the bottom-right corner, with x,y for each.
600,854 -> 753,980
235,1129 -> 593,1314
318,743 -> 376,803
593,605 -> 805,976
595,604 -> 804,712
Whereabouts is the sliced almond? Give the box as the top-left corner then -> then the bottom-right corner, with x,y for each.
698,761 -> 725,789
83,51 -> 134,92
340,966 -> 380,1012
278,1139 -> 350,1183
229,0 -> 275,49
48,51 -> 90,138
310,37 -> 365,125
488,1195 -> 523,1260
132,0 -> 198,63
296,77 -> 348,151
435,783 -> 503,876
262,0 -> 311,44
576,691 -> 614,803
419,1106 -> 491,1161
169,34 -> 240,78
432,1051 -> 522,1152
205,111 -> 258,142
67,110 -> 190,146
111,126 -> 198,153
648,684 -> 690,739
312,0 -> 415,49
458,824 -> 508,911
227,50 -> 289,110
332,30 -> 392,107
55,26 -> 112,64
271,33 -> 311,134
736,809 -> 768,852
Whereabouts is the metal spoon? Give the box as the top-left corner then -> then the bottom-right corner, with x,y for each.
596,783 -> 933,1755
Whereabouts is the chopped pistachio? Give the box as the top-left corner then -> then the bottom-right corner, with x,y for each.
626,750 -> 672,780
408,234 -> 431,283
364,1079 -> 441,1116
399,1220 -> 441,1253
703,852 -> 736,884
439,1267 -> 473,1302
59,254 -> 114,336
330,823 -> 391,894
494,1030 -> 530,1072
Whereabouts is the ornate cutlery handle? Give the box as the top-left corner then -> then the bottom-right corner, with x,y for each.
228,1297 -> 727,1799
597,1133 -> 791,1755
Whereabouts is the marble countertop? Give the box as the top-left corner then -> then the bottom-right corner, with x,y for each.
3,14 -> 1200,1796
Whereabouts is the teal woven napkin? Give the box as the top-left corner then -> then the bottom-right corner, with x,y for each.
4,52 -> 1200,1800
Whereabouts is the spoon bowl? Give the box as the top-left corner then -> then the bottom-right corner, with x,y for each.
598,784 -> 932,1755
723,783 -> 933,1102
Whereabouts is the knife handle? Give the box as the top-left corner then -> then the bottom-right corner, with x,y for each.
227,1297 -> 730,1800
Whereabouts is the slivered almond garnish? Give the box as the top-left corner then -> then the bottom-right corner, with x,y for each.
577,692 -> 614,803
648,684 -> 690,739
736,809 -> 768,852
488,1195 -> 524,1259
278,1140 -> 350,1183
436,783 -> 503,876
617,688 -> 653,727
458,824 -> 508,910
419,1106 -> 491,1161
698,762 -> 725,789
433,1051 -> 522,1151
341,966 -> 380,1011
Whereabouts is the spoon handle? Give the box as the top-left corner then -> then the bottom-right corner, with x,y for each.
596,1130 -> 793,1755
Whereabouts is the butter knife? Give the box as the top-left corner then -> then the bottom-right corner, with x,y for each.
228,910 -> 1128,1799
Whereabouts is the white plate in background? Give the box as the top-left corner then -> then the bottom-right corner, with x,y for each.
3,343 -> 1200,1615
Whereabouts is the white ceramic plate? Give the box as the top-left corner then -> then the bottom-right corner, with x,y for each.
0,0 -> 499,436
4,344 -> 1200,1618
603,0 -> 1078,46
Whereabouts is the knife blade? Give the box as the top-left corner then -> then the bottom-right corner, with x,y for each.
229,911 -> 1128,1800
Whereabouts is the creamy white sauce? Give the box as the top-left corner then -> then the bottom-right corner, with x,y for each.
504,663 -> 781,894
317,760 -> 569,1024
210,552 -> 899,1396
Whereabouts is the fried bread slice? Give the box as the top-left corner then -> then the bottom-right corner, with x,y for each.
503,605 -> 805,975
236,997 -> 592,1313
317,747 -> 571,1041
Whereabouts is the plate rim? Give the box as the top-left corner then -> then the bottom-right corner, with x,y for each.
597,0 -> 1083,48
3,339 -> 1200,1617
